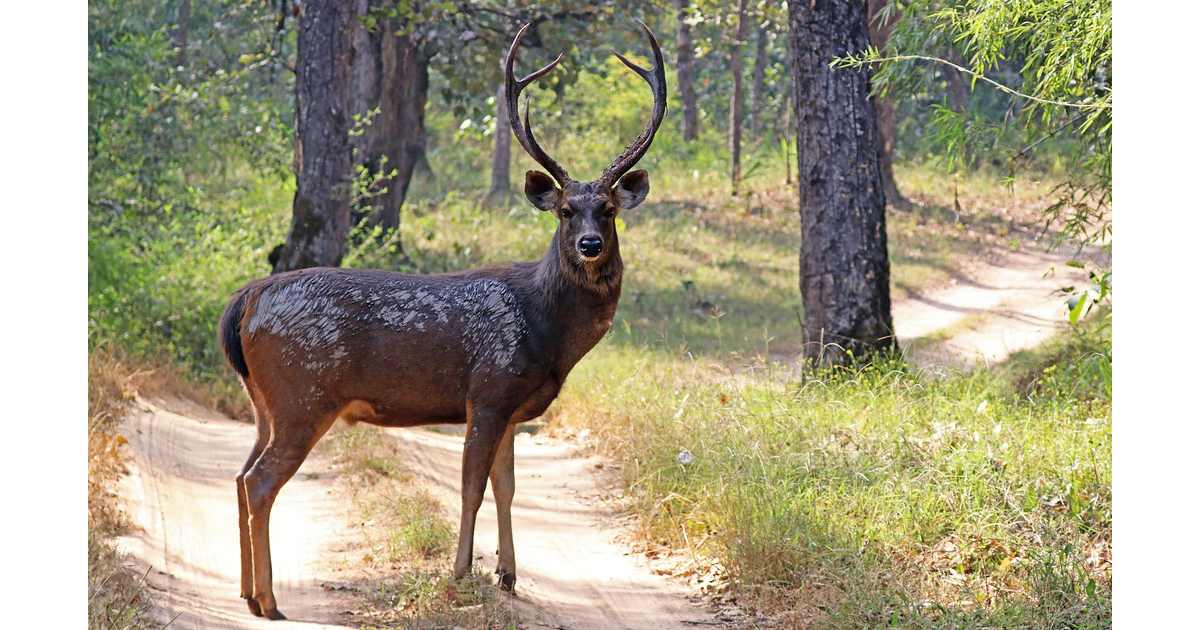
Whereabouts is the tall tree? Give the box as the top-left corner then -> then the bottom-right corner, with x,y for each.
349,2 -> 434,235
867,0 -> 908,209
485,76 -> 513,206
787,0 -> 895,363
173,0 -> 190,68
675,0 -> 699,141
273,0 -> 354,272
729,0 -> 749,196
748,24 -> 768,135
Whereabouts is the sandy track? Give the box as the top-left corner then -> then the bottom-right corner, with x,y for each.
894,242 -> 1102,368
114,396 -> 710,629
391,426 -> 709,629
115,396 -> 357,629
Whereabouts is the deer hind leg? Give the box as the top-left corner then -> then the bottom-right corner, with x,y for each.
489,423 -> 517,591
452,409 -> 511,581
237,403 -> 269,616
242,407 -> 337,620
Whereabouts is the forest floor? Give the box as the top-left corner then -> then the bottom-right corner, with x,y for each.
109,224 -> 1102,629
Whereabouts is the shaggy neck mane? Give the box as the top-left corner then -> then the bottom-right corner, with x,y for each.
533,227 -> 623,306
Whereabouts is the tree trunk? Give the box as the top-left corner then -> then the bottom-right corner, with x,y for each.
749,26 -> 768,136
867,0 -> 907,209
173,0 -> 190,68
274,0 -> 354,273
787,0 -> 895,363
729,0 -> 749,196
675,0 -> 699,141
347,3 -> 431,238
486,79 -> 512,206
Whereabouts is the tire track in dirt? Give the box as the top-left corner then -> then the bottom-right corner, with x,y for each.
115,396 -> 357,629
390,426 -> 712,630
894,240 -> 1105,368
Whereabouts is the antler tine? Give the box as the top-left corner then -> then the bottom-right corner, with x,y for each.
505,23 -> 570,187
599,20 -> 668,188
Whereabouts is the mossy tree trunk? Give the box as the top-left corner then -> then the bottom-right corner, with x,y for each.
787,0 -> 895,363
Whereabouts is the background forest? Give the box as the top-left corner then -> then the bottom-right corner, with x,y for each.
88,1 -> 1111,627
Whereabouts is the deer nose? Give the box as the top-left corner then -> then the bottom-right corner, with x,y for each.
577,235 -> 603,259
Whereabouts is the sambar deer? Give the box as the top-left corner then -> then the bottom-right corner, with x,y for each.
218,22 -> 666,619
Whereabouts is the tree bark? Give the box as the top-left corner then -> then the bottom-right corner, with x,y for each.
749,26 -> 768,136
348,3 -> 432,237
867,0 -> 907,209
173,0 -> 190,68
675,0 -> 699,141
486,79 -> 513,206
274,0 -> 354,273
729,0 -> 749,196
787,0 -> 895,363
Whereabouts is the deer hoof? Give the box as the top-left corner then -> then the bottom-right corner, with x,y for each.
245,597 -> 263,617
496,568 -> 516,592
262,607 -> 287,621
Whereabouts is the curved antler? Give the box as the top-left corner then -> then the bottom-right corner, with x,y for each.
505,23 -> 570,187
598,20 -> 668,188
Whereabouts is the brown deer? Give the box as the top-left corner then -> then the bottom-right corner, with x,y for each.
218,22 -> 666,620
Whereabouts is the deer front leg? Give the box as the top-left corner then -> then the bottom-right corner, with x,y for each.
453,410 -> 508,581
489,423 -> 517,590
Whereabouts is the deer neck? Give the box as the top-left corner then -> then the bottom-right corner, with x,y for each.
532,229 -> 623,364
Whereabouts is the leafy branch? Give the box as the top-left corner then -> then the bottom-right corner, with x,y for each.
832,49 -> 1110,111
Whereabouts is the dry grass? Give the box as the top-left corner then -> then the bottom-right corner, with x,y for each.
87,349 -> 154,629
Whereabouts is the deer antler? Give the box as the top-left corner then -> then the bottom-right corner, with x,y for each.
504,23 -> 570,187
598,21 -> 667,188
504,21 -> 667,189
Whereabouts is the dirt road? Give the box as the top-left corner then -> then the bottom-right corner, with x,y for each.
116,396 -> 358,629
392,426 -> 708,629
895,241 -> 1102,367
115,397 -> 709,629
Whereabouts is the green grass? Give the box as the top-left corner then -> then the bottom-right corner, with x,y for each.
546,315 -> 1110,627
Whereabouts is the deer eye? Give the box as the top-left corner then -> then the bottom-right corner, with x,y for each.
561,209 -> 574,219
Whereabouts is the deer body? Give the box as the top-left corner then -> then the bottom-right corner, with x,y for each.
228,240 -> 620,431
223,23 -> 664,620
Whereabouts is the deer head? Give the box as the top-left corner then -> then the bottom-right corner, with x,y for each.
505,22 -> 667,266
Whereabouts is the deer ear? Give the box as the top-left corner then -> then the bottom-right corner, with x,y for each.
614,170 -> 650,209
524,171 -> 561,211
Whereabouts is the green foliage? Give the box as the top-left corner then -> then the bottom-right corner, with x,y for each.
554,336 -> 1110,626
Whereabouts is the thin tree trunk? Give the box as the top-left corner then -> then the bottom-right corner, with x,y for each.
675,0 -> 699,141
377,36 -> 430,232
274,0 -> 354,273
173,0 -> 190,68
782,89 -> 793,186
868,0 -> 908,209
486,79 -> 512,206
942,48 -> 970,112
787,0 -> 895,363
729,0 -> 749,196
749,26 -> 768,135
